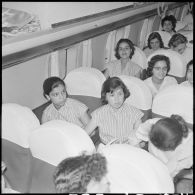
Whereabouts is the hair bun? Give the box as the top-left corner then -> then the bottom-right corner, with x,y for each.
170,114 -> 188,137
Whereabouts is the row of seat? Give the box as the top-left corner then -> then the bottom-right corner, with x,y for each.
2,69 -> 193,193
2,104 -> 175,193
107,42 -> 191,83
64,67 -> 193,124
110,41 -> 192,82
1,106 -> 95,193
145,30 -> 193,48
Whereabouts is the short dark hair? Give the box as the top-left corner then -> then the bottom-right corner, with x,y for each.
101,77 -> 130,105
147,32 -> 164,49
161,15 -> 177,32
43,77 -> 65,99
146,55 -> 171,77
53,153 -> 108,193
115,38 -> 135,59
149,114 -> 188,151
168,33 -> 188,48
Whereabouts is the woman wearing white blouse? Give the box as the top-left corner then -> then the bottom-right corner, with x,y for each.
136,115 -> 193,193
144,55 -> 178,98
103,39 -> 143,79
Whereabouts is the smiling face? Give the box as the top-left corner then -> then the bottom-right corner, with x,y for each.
106,87 -> 125,109
150,38 -> 161,50
152,60 -> 168,80
163,20 -> 173,33
48,84 -> 67,110
118,42 -> 131,59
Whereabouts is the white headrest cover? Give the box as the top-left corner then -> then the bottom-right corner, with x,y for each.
152,85 -> 193,124
175,21 -> 186,31
185,32 -> 193,42
147,49 -> 186,77
182,47 -> 193,64
29,120 -> 96,166
2,103 -> 40,148
131,46 -> 147,69
145,31 -> 172,48
100,144 -> 174,193
119,75 -> 152,110
64,67 -> 106,98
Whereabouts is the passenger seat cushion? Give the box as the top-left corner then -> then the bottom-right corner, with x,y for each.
141,109 -> 152,122
32,101 -> 51,123
29,157 -> 56,193
2,139 -> 32,193
69,95 -> 102,114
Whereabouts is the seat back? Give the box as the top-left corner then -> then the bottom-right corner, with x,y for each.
152,85 -> 193,129
131,46 -> 147,69
147,49 -> 186,83
100,144 -> 174,193
29,120 -> 95,193
64,67 -> 106,98
119,75 -> 153,121
182,46 -> 193,65
175,20 -> 186,31
1,103 -> 40,192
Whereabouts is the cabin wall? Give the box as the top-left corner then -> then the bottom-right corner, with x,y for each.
2,55 -> 48,108
2,3 -> 187,110
92,33 -> 109,71
2,2 -> 133,109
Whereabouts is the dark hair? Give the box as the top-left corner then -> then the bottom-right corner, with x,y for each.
53,153 -> 108,193
101,77 -> 130,105
115,38 -> 135,59
185,59 -> 193,79
168,33 -> 188,48
147,32 -> 164,49
161,15 -> 177,32
149,114 -> 189,151
146,55 -> 170,77
43,76 -> 66,99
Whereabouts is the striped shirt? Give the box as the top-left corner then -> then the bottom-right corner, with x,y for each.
42,98 -> 88,128
91,103 -> 144,145
105,59 -> 142,78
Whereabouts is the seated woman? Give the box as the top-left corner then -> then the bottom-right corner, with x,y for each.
53,153 -> 110,193
136,115 -> 193,193
168,33 -> 192,67
103,38 -> 143,79
144,55 -> 178,98
168,33 -> 188,55
143,32 -> 166,57
180,60 -> 193,87
161,15 -> 177,36
41,77 -> 90,128
85,77 -> 144,146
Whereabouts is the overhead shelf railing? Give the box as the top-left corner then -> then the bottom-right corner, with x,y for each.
2,2 -> 186,69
